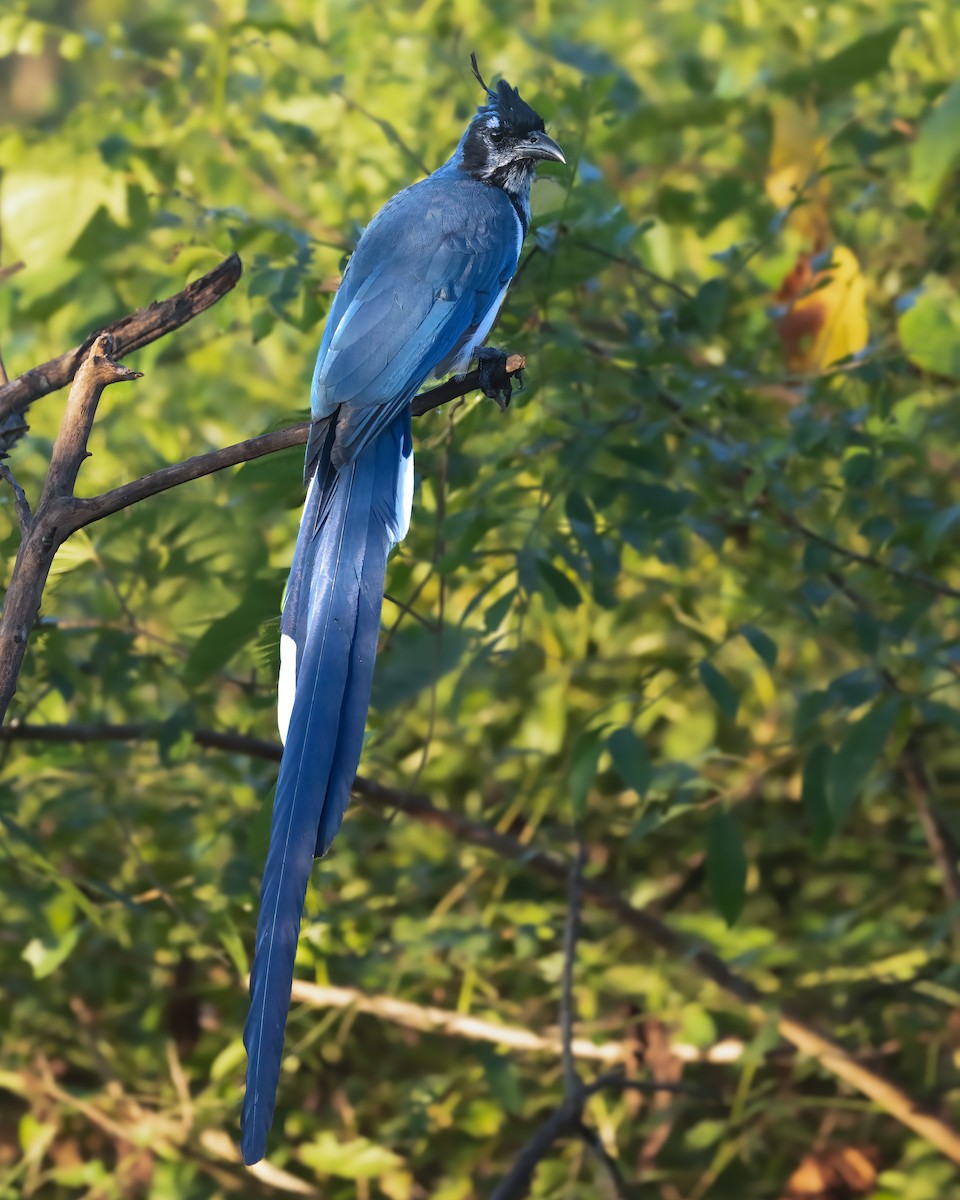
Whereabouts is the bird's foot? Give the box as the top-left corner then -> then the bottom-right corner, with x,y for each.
477,347 -> 523,411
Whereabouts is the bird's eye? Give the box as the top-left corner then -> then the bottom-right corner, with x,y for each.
529,132 -> 541,142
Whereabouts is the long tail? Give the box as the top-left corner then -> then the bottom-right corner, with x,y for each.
241,408 -> 412,1166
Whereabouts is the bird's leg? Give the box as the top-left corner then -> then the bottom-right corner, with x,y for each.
476,346 -> 523,411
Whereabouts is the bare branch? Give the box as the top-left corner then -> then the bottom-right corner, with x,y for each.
411,354 -> 525,418
4,719 -> 960,1165
561,844 -> 587,1102
0,721 -> 284,760
489,1102 -> 581,1200
0,254 -> 242,421
781,511 -> 960,603
902,739 -> 960,941
577,1122 -> 631,1200
0,462 -> 32,535
68,423 -> 310,533
286,979 -> 625,1065
571,237 -> 694,302
62,356 -> 525,532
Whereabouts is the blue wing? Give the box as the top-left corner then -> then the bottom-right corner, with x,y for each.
309,174 -> 522,468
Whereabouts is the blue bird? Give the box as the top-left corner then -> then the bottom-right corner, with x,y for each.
241,58 -> 564,1166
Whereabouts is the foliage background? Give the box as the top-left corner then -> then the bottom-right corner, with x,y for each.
2,0 -> 960,1195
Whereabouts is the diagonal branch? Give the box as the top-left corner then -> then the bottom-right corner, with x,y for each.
0,254 -> 242,422
61,355 -> 526,533
561,844 -> 587,1101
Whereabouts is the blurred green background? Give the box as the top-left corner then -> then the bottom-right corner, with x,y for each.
3,0 -> 960,1195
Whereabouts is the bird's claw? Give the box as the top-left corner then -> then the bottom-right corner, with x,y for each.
477,347 -> 522,411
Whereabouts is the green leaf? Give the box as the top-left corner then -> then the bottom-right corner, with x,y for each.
479,1050 -> 524,1116
777,24 -> 904,98
686,1119 -> 727,1149
910,80 -> 960,210
699,661 -> 740,719
483,588 -> 517,632
300,1133 -> 404,1179
899,276 -> 960,380
157,706 -> 196,767
48,529 -> 97,579
537,558 -> 581,610
694,277 -> 730,335
565,490 -> 596,537
184,581 -> 278,684
743,467 -> 767,506
802,742 -> 834,847
740,624 -> 778,668
22,926 -> 82,979
569,731 -> 602,821
607,726 -> 652,798
922,504 -> 960,560
829,697 -> 901,826
705,809 -> 747,926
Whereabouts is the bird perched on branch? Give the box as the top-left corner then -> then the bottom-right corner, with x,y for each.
241,57 -> 564,1165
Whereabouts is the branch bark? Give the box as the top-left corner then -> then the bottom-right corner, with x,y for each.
561,845 -> 587,1101
4,719 -> 958,1165
490,1101 -> 582,1200
0,336 -> 141,722
62,355 -> 525,533
0,254 -> 242,422
287,978 -> 626,1065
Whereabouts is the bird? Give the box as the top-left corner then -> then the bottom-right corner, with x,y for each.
240,56 -> 565,1166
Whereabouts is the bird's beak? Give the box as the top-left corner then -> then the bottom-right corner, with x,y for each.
524,134 -> 566,165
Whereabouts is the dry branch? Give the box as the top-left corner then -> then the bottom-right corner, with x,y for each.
64,356 -> 525,532
0,336 -> 140,722
287,979 -> 626,1065
0,254 -> 242,421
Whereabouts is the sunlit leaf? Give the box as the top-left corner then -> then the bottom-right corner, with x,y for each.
300,1133 -> 404,1179
776,246 -> 868,372
899,275 -> 960,380
910,80 -> 960,211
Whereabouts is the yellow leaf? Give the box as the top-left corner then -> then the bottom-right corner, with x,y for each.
776,246 -> 868,373
765,99 -> 831,244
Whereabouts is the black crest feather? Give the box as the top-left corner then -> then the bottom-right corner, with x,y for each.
468,52 -> 545,137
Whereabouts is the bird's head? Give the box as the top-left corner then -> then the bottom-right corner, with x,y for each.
459,55 -> 565,196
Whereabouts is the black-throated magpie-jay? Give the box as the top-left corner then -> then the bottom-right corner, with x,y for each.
241,58 -> 564,1165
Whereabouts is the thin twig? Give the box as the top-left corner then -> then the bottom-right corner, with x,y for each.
561,843 -> 587,1101
783,512 -> 960,602
570,238 -> 694,302
577,1121 -> 631,1200
489,1103 -> 581,1200
902,739 -> 960,941
0,463 -> 31,534
0,721 -> 284,761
